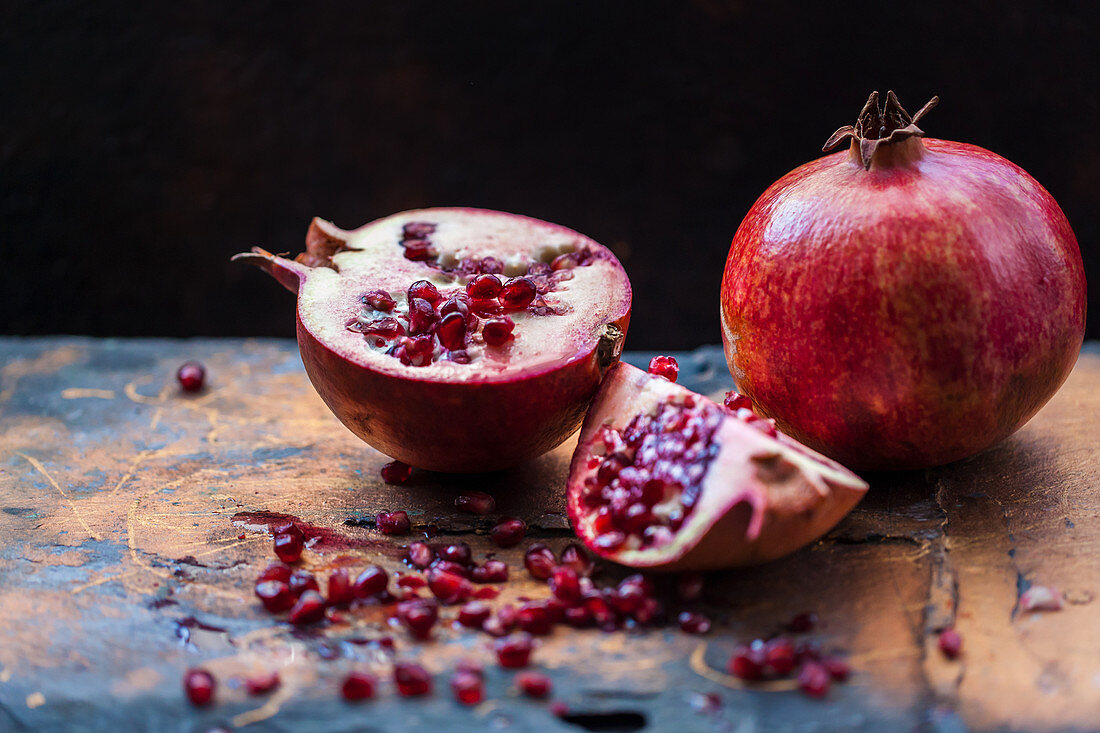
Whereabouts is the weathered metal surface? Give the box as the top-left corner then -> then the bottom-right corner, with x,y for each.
0,337 -> 1097,732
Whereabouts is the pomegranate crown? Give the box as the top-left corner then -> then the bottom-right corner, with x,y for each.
823,90 -> 939,170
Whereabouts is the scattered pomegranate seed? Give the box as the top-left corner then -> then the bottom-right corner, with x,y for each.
677,611 -> 711,635
257,562 -> 292,584
396,574 -> 427,589
564,605 -> 593,628
763,637 -> 797,675
549,567 -> 581,604
458,601 -> 492,628
516,671 -> 552,698
524,544 -> 557,579
473,586 -> 500,600
797,660 -> 831,698
471,560 -> 509,583
380,460 -> 413,485
341,671 -> 376,701
288,590 -> 326,625
427,569 -> 473,604
396,598 -> 439,639
353,565 -> 389,597
377,510 -> 412,535
517,602 -> 553,635
177,361 -> 206,392
288,570 -> 319,596
245,671 -> 280,695
437,312 -> 468,351
406,541 -> 435,569
408,279 -> 442,305
361,288 -> 396,311
438,543 -> 473,565
495,633 -> 535,668
450,671 -> 484,705
558,543 -> 593,577
454,491 -> 496,515
327,568 -> 356,606
490,517 -> 527,547
467,273 -> 503,299
1020,585 -> 1064,612
728,645 -> 765,680
821,656 -> 851,681
394,662 -> 432,696
500,277 -> 537,310
255,580 -> 295,613
272,532 -> 303,563
183,668 -> 215,706
938,628 -> 962,659
786,611 -> 818,633
723,390 -> 753,411
647,355 -> 679,382
550,700 -> 570,717
482,317 -> 516,346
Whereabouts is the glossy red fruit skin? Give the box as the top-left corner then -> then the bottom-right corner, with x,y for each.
721,128 -> 1086,471
235,208 -> 631,473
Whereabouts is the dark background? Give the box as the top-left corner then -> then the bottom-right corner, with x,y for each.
2,1 -> 1097,348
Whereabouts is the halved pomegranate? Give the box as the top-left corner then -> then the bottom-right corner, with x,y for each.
235,208 -> 631,472
566,363 -> 868,570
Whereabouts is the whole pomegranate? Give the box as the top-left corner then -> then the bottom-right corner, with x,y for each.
720,91 -> 1086,471
566,361 -> 867,571
235,208 -> 631,472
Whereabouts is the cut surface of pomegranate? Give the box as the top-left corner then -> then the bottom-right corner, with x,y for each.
234,208 -> 632,472
566,363 -> 868,570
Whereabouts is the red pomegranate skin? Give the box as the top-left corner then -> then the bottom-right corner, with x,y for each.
721,138 -> 1086,470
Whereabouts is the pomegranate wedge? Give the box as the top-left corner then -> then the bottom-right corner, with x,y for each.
235,208 -> 630,472
567,363 -> 868,570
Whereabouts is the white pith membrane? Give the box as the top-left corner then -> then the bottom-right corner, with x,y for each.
298,209 -> 630,380
572,365 -> 866,564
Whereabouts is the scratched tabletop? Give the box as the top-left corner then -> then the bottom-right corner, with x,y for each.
1,337 -> 1098,733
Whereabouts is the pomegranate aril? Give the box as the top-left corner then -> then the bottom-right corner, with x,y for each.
397,334 -> 435,366
548,566 -> 582,604
633,597 -> 663,625
938,628 -> 962,659
396,574 -> 427,589
177,361 -> 206,393
427,569 -> 472,604
257,562 -> 292,584
516,671 -> 552,698
551,252 -> 578,270
786,611 -> 818,633
482,317 -> 515,346
327,568 -> 355,606
353,565 -> 389,597
647,355 -> 679,382
429,558 -> 469,578
403,221 -> 436,239
361,288 -> 396,312
362,317 -> 405,341
397,598 -> 439,639
377,510 -> 411,535
408,279 -> 442,305
255,580 -> 295,613
466,273 -> 503,299
822,656 -> 851,681
499,277 -> 537,310
437,312 -> 468,350
380,460 -> 412,484
723,390 -> 753,412
288,569 -> 320,596
469,298 -> 502,317
558,543 -> 593,577
289,590 -> 326,625
455,491 -> 496,515
797,661 -> 831,698
564,605 -> 593,627
473,586 -> 500,600
471,559 -> 509,583
246,671 -> 280,695
406,541 -> 435,569
341,671 -> 376,701
450,671 -> 483,705
407,297 -> 439,336
728,645 -> 765,680
394,662 -> 432,696
273,532 -> 304,563
490,517 -> 527,547
458,601 -> 492,628
403,241 -> 437,261
183,668 -> 215,706
763,637 -> 797,675
495,633 -> 535,668
516,602 -> 553,635
677,611 -> 711,634
438,542 -> 473,565
524,544 -> 557,580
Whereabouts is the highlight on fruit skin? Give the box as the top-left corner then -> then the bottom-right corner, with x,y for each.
566,362 -> 868,571
720,91 -> 1086,471
234,207 -> 632,473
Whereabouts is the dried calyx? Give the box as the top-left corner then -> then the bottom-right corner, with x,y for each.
823,90 -> 939,170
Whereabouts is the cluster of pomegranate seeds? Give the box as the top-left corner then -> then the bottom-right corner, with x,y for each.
376,510 -> 411,535
400,221 -> 438,262
726,613 -> 850,699
183,668 -> 215,706
394,662 -> 432,696
647,355 -> 679,382
938,628 -> 962,659
341,671 -> 376,701
454,491 -> 496,515
380,460 -> 413,484
490,517 -> 527,547
176,361 -> 206,392
581,396 -> 724,551
516,671 -> 552,698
